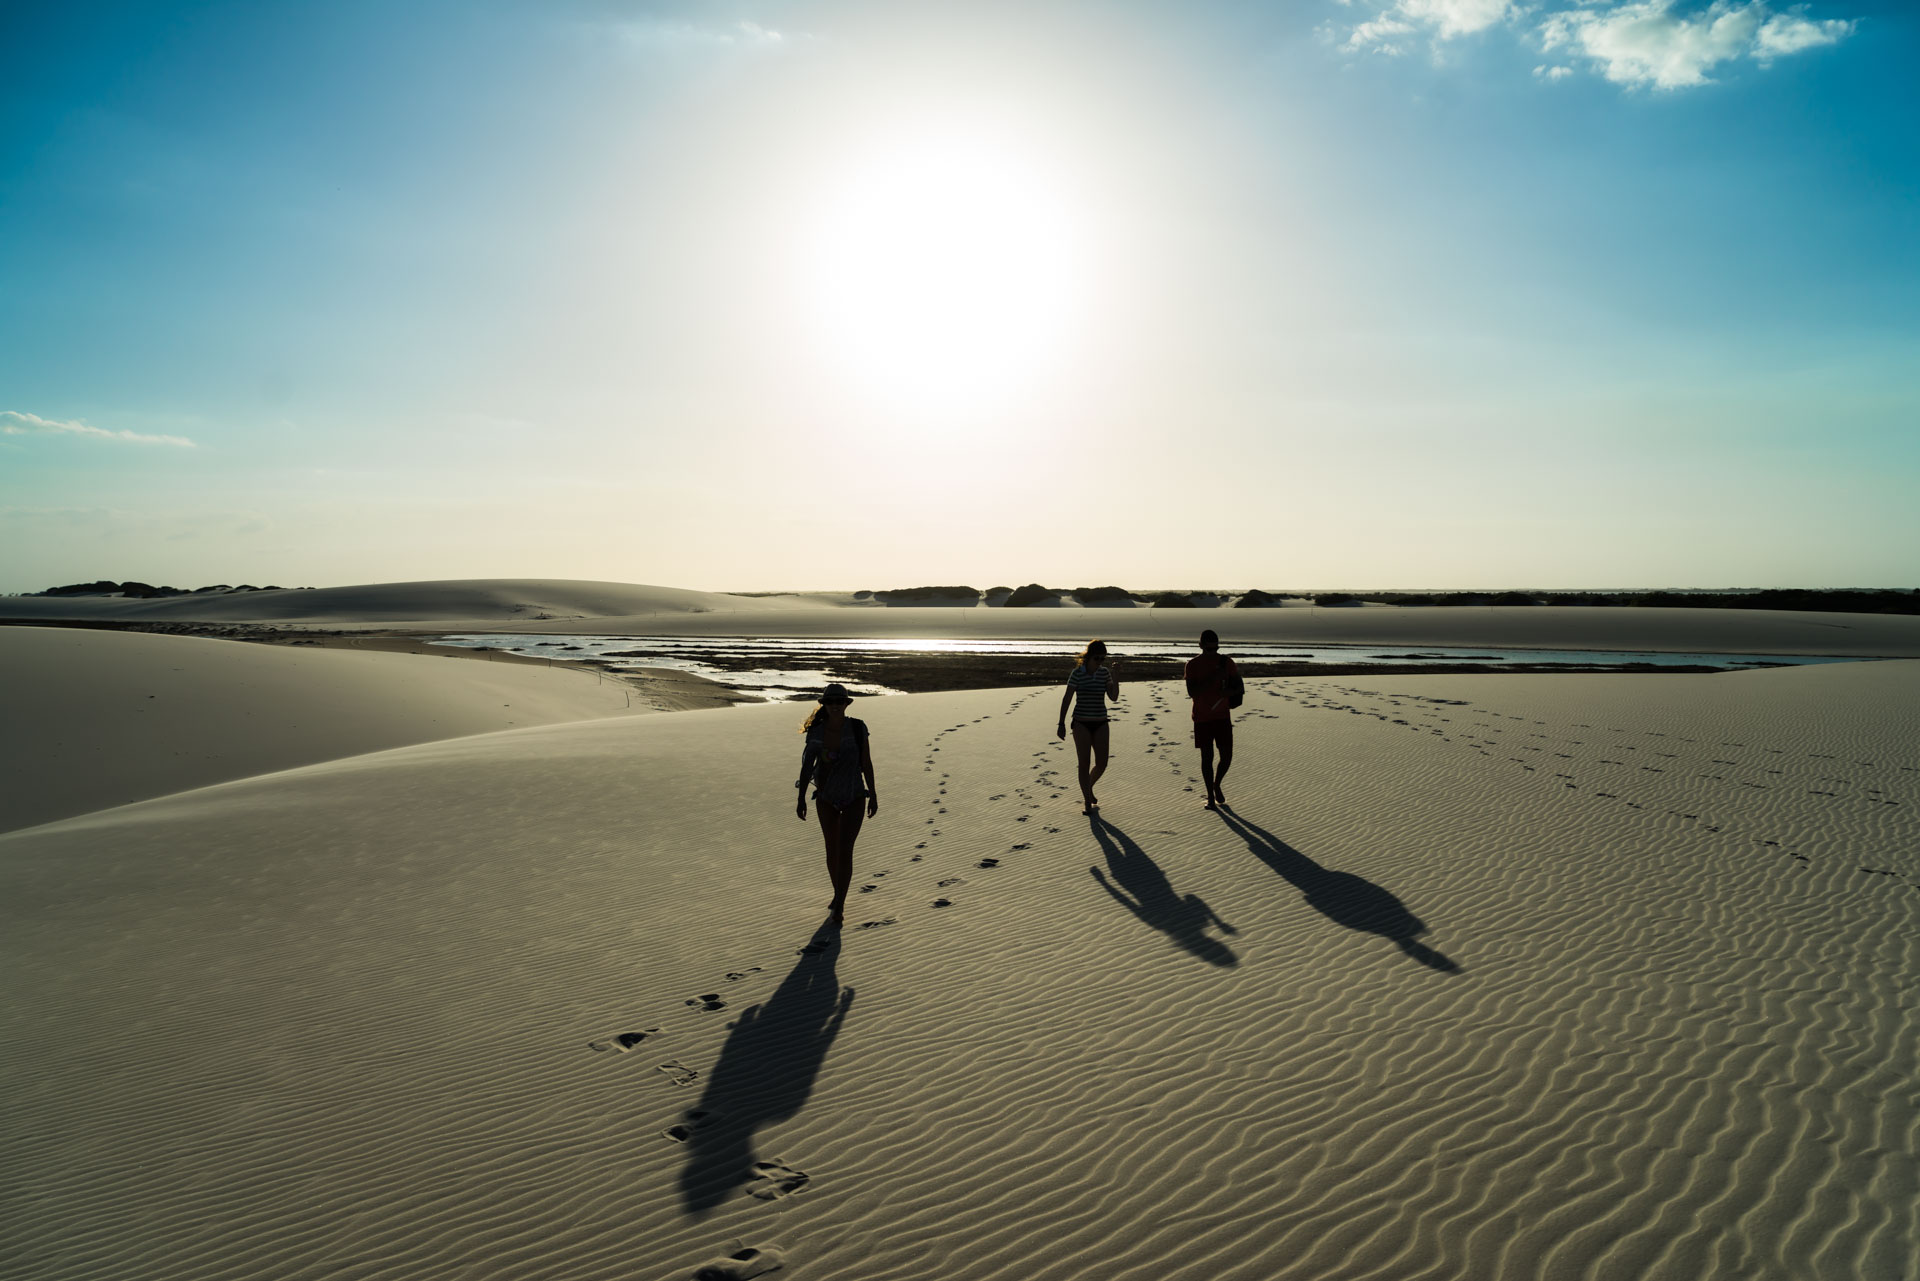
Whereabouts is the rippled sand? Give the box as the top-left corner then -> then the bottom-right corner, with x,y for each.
3,646 -> 1915,1280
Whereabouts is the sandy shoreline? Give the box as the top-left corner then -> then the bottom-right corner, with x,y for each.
3,584 -> 1916,1280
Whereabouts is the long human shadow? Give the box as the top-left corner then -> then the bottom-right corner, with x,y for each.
676,931 -> 854,1213
1089,816 -> 1239,967
1215,808 -> 1461,973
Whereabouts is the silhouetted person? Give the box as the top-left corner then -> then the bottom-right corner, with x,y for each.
1088,816 -> 1238,967
677,935 -> 853,1213
1186,628 -> 1241,809
1216,807 -> 1459,972
1056,639 -> 1120,815
795,683 -> 877,927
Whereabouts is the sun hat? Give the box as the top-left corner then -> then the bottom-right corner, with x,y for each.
817,683 -> 852,705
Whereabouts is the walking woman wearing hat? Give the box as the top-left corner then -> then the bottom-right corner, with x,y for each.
795,683 -> 878,927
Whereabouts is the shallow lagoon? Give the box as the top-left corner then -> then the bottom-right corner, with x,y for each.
429,634 -> 1861,702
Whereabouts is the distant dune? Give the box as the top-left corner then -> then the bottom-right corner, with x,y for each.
0,578 -> 818,625
0,626 -> 655,834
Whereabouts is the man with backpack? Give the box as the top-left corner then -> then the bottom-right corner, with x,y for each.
1185,629 -> 1243,810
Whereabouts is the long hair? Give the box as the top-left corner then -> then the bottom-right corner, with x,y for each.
1076,639 -> 1108,670
800,702 -> 846,734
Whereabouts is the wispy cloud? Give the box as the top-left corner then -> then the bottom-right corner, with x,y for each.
1345,0 -> 1515,51
1542,1 -> 1854,88
614,18 -> 789,51
1338,0 -> 1856,88
0,410 -> 196,447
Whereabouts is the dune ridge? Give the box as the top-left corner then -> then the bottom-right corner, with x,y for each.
0,578 -> 818,625
0,626 -> 660,834
2,657 -> 1914,1280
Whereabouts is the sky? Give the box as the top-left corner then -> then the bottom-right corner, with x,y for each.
2,0 -> 1915,593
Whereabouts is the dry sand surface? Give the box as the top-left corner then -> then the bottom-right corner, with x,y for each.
0,627 -> 659,834
4,651 -> 1916,1280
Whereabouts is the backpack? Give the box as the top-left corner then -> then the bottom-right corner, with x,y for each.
1225,657 -> 1245,709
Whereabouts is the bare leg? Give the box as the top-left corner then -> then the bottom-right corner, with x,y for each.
1088,724 -> 1110,803
1213,735 -> 1233,805
817,804 -> 858,923
1072,723 -> 1097,813
830,806 -> 863,916
1199,740 -> 1218,808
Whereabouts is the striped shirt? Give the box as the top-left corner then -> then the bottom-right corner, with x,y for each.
1067,664 -> 1112,721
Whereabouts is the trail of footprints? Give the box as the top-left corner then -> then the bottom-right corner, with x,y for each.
591,674 -> 1911,1270
1266,683 -> 1918,890
588,684 -> 1094,1246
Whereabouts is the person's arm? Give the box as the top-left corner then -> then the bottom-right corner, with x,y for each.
860,724 -> 878,817
1105,660 -> 1121,703
1057,677 -> 1074,739
796,738 -> 818,819
1185,659 -> 1203,700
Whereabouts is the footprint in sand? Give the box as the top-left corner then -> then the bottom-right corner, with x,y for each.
936,876 -> 967,888
858,917 -> 897,930
931,897 -> 953,908
691,1244 -> 789,1281
977,858 -> 1000,869
662,1109 -> 720,1142
656,1060 -> 699,1087
724,968 -> 762,982
749,1160 -> 811,1200
588,1027 -> 660,1053
685,994 -> 727,1011
858,884 -> 879,893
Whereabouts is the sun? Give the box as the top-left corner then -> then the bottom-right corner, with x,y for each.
798,122 -> 1087,414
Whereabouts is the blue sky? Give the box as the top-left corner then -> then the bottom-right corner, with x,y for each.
3,0 -> 1914,591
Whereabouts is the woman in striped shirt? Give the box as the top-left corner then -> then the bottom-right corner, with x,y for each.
1056,639 -> 1120,815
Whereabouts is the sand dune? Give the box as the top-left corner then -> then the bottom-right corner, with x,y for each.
3,657 -> 1914,1280
0,578 -> 818,625
0,626 -> 655,834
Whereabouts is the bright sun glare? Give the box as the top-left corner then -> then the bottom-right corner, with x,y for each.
800,123 -> 1087,414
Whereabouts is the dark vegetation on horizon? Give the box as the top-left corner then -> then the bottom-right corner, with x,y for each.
1361,588 -> 1920,614
855,585 -> 1918,616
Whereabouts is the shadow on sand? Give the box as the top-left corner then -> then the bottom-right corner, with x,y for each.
676,930 -> 854,1214
1215,808 -> 1461,973
1089,816 -> 1239,967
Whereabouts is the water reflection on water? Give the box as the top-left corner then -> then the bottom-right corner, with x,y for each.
428,634 -> 1857,703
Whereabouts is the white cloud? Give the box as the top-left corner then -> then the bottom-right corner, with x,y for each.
614,18 -> 787,51
1338,0 -> 1855,86
1400,0 -> 1517,38
0,410 -> 196,447
1754,10 -> 1854,58
1347,15 -> 1416,50
1541,1 -> 1855,89
1347,0 -> 1513,49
